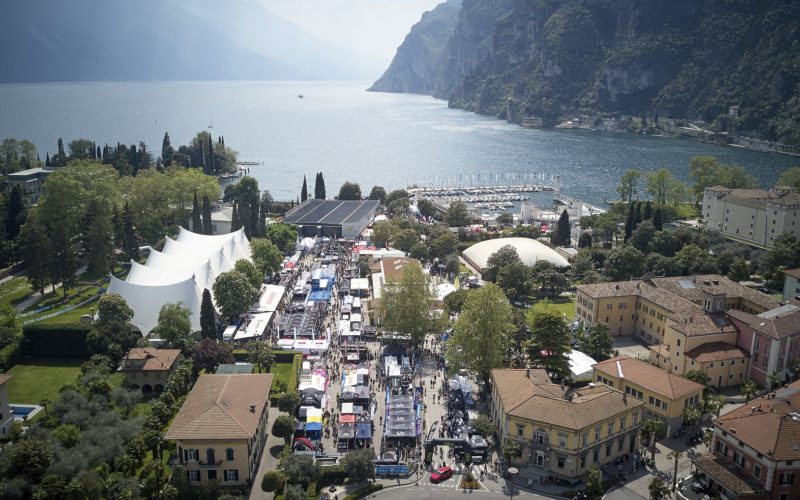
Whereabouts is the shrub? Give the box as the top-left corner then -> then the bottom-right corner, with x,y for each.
343,483 -> 383,500
0,339 -> 22,370
22,324 -> 92,358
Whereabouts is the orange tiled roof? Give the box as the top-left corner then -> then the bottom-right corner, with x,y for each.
784,269 -> 800,280
0,374 -> 12,385
593,356 -> 704,400
715,386 -> 800,461
685,342 -> 749,363
120,348 -> 182,372
381,257 -> 422,284
165,374 -> 272,441
727,305 -> 800,340
492,368 -> 551,412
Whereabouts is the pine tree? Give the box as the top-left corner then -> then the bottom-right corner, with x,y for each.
644,200 -> 653,220
624,203 -> 635,242
192,190 -> 202,233
653,207 -> 663,231
122,201 -> 139,261
5,185 -> 26,239
231,202 -> 240,231
200,288 -> 217,339
301,175 -> 308,202
202,195 -> 213,235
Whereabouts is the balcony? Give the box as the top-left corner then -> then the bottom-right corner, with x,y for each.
528,438 -> 551,452
197,460 -> 223,468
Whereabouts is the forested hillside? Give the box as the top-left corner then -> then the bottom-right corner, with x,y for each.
373,0 -> 800,146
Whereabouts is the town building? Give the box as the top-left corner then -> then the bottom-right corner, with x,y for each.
697,381 -> 800,500
368,256 -> 422,302
118,347 -> 183,394
491,368 -> 645,479
576,275 -> 778,387
728,304 -> 800,388
7,167 -> 52,206
783,269 -> 800,302
209,204 -> 233,235
282,199 -> 379,239
592,356 -> 704,434
702,185 -> 800,247
165,373 -> 273,486
0,374 -> 13,436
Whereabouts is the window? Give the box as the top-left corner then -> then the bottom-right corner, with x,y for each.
225,469 -> 239,482
753,464 -> 761,479
779,472 -> 794,485
187,470 -> 200,482
605,443 -> 612,457
649,396 -> 655,405
208,470 -> 217,481
605,316 -> 609,323
608,422 -> 614,436
517,424 -> 525,437
582,432 -> 588,447
579,454 -> 586,468
557,456 -> 565,469
619,303 -> 626,310
226,448 -> 234,461
558,433 -> 567,447
620,416 -> 626,430
633,413 -> 639,425
206,448 -> 215,464
593,448 -> 599,463
720,361 -> 725,366
184,449 -> 199,462
716,441 -> 728,456
595,427 -> 600,441
733,451 -> 743,466
618,438 -> 624,451
607,304 -> 612,310
676,339 -> 681,346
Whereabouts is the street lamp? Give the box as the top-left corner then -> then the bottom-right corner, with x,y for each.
507,467 -> 518,500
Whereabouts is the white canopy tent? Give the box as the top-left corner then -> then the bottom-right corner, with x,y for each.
106,228 -> 251,336
568,350 -> 598,382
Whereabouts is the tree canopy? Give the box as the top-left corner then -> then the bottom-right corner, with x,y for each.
337,182 -> 362,200
382,264 -> 434,349
526,301 -> 572,380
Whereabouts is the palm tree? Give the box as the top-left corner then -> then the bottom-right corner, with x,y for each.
641,419 -> 665,461
741,379 -> 759,402
648,477 -> 669,500
667,450 -> 684,491
768,370 -> 782,390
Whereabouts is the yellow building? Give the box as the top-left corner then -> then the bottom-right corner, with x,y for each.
576,275 -> 774,388
592,356 -> 704,435
118,347 -> 183,395
491,368 -> 645,479
165,374 -> 272,486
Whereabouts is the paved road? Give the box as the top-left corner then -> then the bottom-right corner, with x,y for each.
375,482 -> 550,500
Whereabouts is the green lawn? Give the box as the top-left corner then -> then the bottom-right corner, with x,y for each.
6,358 -> 83,404
270,361 -> 295,391
24,285 -> 103,325
0,277 -> 33,308
533,296 -> 576,319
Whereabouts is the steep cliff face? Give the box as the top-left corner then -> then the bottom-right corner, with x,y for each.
369,0 -> 462,94
375,0 -> 800,146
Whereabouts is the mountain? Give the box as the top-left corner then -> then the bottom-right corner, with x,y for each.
0,0 -> 383,82
373,0 -> 800,147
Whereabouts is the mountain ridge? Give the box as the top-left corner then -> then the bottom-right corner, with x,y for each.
373,0 -> 800,147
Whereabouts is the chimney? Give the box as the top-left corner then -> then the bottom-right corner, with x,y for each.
249,403 -> 256,413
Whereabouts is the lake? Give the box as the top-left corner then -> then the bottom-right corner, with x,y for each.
0,81 -> 796,204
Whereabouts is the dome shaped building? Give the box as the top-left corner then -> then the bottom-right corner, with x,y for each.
462,237 -> 570,272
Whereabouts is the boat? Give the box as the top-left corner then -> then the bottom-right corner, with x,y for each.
298,94 -> 304,99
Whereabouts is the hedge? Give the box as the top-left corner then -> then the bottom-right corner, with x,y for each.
0,340 -> 21,370
22,323 -> 92,359
344,483 -> 383,500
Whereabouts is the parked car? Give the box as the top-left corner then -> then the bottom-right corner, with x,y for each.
430,466 -> 454,483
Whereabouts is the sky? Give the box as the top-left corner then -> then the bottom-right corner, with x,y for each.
258,0 -> 444,64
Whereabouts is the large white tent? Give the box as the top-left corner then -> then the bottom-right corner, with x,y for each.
106,228 -> 251,336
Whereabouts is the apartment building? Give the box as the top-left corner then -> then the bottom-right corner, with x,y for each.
7,167 -> 52,206
118,347 -> 183,394
697,381 -> 800,500
703,185 -> 800,247
592,356 -> 704,434
783,269 -> 800,302
165,374 -> 272,486
491,368 -> 645,479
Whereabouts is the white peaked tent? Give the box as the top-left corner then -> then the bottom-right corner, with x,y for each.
107,276 -> 203,336
106,228 -> 252,336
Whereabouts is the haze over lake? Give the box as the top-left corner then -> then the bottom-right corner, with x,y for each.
0,81 -> 795,204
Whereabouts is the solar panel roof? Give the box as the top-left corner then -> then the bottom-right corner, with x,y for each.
283,199 -> 379,226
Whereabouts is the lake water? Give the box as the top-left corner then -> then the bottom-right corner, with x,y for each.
0,81 -> 796,204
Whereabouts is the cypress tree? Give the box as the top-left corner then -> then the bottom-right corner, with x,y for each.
653,208 -> 663,231
249,198 -> 259,237
200,288 -> 217,339
231,202 -> 240,231
192,190 -> 202,232
96,145 -> 101,160
202,195 -> 213,235
45,152 -> 50,167
552,209 -> 571,246
6,185 -> 25,239
301,175 -> 308,202
207,135 -> 215,174
162,132 -> 173,166
634,201 -> 643,226
624,203 -> 635,242
316,172 -> 326,199
643,200 -> 652,220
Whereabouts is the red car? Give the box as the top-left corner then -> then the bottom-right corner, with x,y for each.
430,466 -> 454,482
